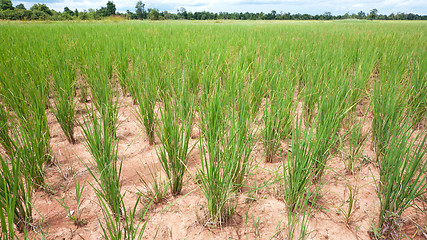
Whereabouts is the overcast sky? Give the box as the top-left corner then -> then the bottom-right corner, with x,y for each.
16,0 -> 427,15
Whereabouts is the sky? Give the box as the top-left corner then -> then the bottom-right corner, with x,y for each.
15,0 -> 427,15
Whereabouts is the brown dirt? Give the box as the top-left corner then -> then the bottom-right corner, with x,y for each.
12,93 -> 426,240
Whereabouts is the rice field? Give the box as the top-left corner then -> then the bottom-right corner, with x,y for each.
0,20 -> 426,239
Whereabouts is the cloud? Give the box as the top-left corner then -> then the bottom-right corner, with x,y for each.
14,0 -> 427,15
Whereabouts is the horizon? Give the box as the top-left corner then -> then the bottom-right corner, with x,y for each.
13,0 -> 427,15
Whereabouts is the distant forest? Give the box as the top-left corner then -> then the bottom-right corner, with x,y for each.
1,0 -> 426,21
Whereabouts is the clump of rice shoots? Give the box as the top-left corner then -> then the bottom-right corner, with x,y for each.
50,59 -> 77,144
376,122 -> 427,234
157,79 -> 194,196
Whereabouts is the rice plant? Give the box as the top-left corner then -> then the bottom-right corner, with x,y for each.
286,190 -> 317,240
376,124 -> 427,231
311,84 -> 349,181
408,57 -> 427,127
0,105 -> 15,156
81,105 -> 122,218
284,118 -> 320,240
263,77 -> 294,162
198,86 -> 231,224
372,69 -> 406,162
138,165 -> 169,205
0,153 -> 33,234
84,58 -> 119,138
156,83 -> 194,196
345,117 -> 368,173
283,117 -> 315,214
129,63 -> 157,145
197,83 -> 251,224
56,176 -> 86,226
226,91 -> 253,189
338,181 -> 358,224
97,192 -> 151,240
0,70 -> 51,189
0,19 -> 425,239
50,59 -> 77,144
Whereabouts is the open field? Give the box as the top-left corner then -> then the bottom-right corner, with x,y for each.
0,20 -> 426,239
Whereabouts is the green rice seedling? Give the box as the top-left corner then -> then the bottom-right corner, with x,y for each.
0,72 -> 51,189
286,191 -> 317,240
78,76 -> 88,104
97,191 -> 151,240
408,57 -> 427,128
56,176 -> 86,226
138,165 -> 169,205
298,58 -> 323,126
263,78 -> 295,163
280,79 -> 296,140
129,63 -> 157,145
227,92 -> 253,189
0,185 -> 16,239
311,84 -> 349,182
0,153 -> 33,234
220,69 -> 255,187
157,85 -> 194,196
17,120 -> 50,189
283,117 -> 315,214
198,88 -> 230,224
252,214 -> 261,238
345,116 -> 368,173
338,181 -> 358,225
263,90 -> 284,163
301,85 -> 320,126
284,118 -> 320,240
376,124 -> 427,231
197,85 -> 239,225
0,105 -> 15,156
249,72 -> 267,118
114,45 -> 131,95
81,106 -> 122,218
371,80 -> 406,162
50,59 -> 77,144
84,58 -> 119,139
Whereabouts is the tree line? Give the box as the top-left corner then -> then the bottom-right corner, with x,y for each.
1,0 -> 426,21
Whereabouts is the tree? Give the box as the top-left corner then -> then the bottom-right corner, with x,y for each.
357,11 -> 366,19
135,1 -> 145,19
368,8 -> 378,20
148,8 -> 159,20
79,10 -> 89,20
177,7 -> 187,19
30,4 -> 53,16
0,0 -> 14,10
15,3 -> 25,9
163,10 -> 171,19
343,12 -> 350,19
106,1 -> 116,15
63,7 -> 74,16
